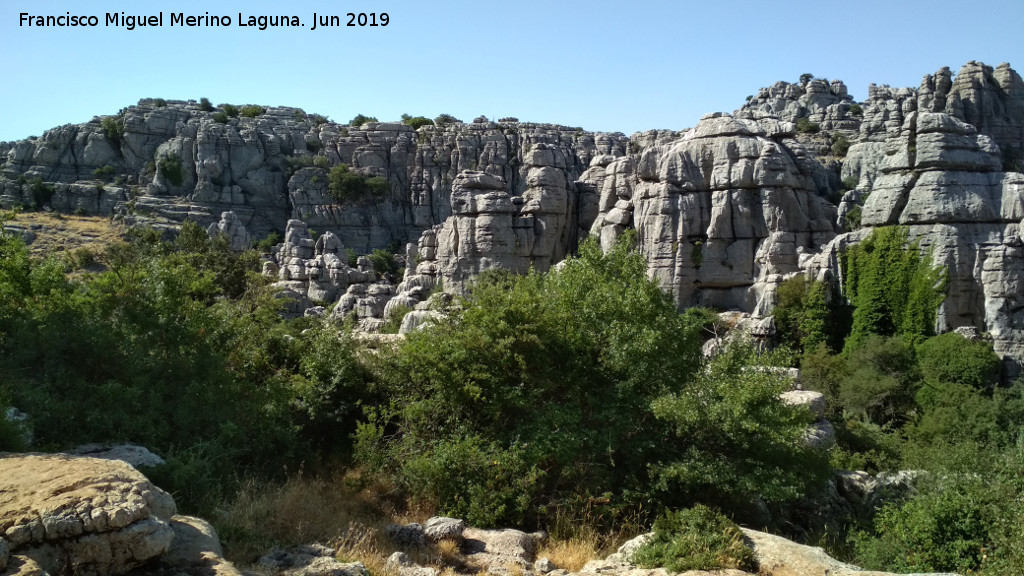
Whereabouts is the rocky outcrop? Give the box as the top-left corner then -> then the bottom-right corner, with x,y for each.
1,103 -> 626,253
808,106 -> 1024,375
0,454 -> 176,576
0,454 -> 242,576
587,113 -> 838,314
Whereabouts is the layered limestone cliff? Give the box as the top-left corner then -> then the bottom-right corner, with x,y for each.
5,61 -> 1024,372
0,104 -> 626,252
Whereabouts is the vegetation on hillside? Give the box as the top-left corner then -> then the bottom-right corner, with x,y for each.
2,217 -> 1023,574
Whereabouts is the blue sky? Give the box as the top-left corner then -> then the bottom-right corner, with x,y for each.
1,0 -> 1022,142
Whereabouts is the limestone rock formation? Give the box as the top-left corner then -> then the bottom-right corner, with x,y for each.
0,454 -> 176,576
588,113 -> 838,314
207,211 -> 252,251
1,102 -> 626,253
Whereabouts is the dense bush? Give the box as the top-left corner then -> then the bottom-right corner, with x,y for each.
101,116 -> 124,144
158,154 -> 185,187
240,105 -> 265,118
199,97 -> 214,112
368,249 -> 399,276
221,104 -> 240,117
433,113 -> 461,126
28,178 -> 55,209
93,165 -> 116,181
633,505 -> 756,572
831,134 -> 851,157
841,227 -> 945,352
796,117 -> 820,134
328,165 -> 389,202
356,234 -> 826,527
0,223 -> 310,510
349,114 -> 378,126
401,114 -> 433,129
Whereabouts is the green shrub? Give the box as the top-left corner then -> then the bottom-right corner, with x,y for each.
841,176 -> 859,191
773,276 -> 834,352
843,205 -> 862,229
328,165 -> 388,203
849,103 -> 863,116
349,114 -> 378,126
306,140 -> 322,153
841,227 -> 946,352
368,249 -> 398,276
433,113 -> 461,126
401,114 -> 433,129
796,117 -> 820,134
840,334 -> 920,426
380,305 -> 412,334
309,114 -> 329,126
254,232 -> 281,253
633,505 -> 756,573
357,234 -> 826,527
101,116 -> 124,144
852,474 -> 999,574
158,154 -> 185,187
28,178 -> 54,209
240,105 -> 265,118
916,332 -> 1000,390
93,165 -> 116,181
312,156 -> 329,169
345,248 -> 358,267
153,98 -> 167,108
212,111 -> 229,124
199,97 -> 214,112
222,104 -> 240,117
832,134 -> 851,157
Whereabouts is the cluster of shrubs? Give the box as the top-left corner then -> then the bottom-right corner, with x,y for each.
2,215 -> 1023,574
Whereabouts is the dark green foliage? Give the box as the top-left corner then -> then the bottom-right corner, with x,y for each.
831,134 -> 851,157
221,104 -> 240,117
212,111 -> 229,124
345,248 -> 358,267
309,114 -> 329,126
796,117 -> 820,134
349,114 -> 378,126
843,206 -> 862,229
401,114 -> 433,129
240,105 -> 265,118
93,165 -> 116,181
254,231 -> 281,253
380,305 -> 411,334
28,178 -> 54,209
841,227 -> 946,352
357,234 -> 824,527
916,332 -> 1000,390
849,103 -> 864,116
368,249 -> 398,276
312,156 -> 330,169
0,224 -> 306,510
841,177 -> 860,192
158,154 -> 184,187
153,98 -> 167,108
101,116 -> 124,145
840,335 -> 919,426
633,505 -> 756,572
433,113 -> 461,126
306,140 -> 322,153
800,72 -> 814,85
650,344 -> 829,510
852,474 -> 1001,574
773,276 -> 834,352
199,97 -> 214,112
328,165 -> 388,203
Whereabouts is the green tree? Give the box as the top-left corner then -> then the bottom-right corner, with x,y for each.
842,227 -> 946,353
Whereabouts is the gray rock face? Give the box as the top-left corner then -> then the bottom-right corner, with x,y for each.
207,211 -> 252,251
588,113 -> 838,314
808,104 -> 1024,376
1,101 -> 626,253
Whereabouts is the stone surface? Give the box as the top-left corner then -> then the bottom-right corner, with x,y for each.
741,528 -> 958,576
423,517 -> 465,542
0,454 -> 176,576
68,444 -> 166,469
462,527 -> 538,570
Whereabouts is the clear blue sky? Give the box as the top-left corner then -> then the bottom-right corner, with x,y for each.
1,0 -> 1022,142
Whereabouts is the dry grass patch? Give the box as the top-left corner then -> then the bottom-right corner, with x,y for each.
537,537 -> 601,572
213,468 -> 401,566
4,212 -> 123,258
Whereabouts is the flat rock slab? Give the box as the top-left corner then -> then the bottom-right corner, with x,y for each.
0,453 -> 177,576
